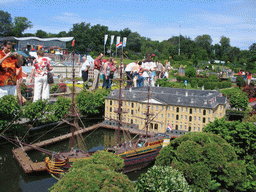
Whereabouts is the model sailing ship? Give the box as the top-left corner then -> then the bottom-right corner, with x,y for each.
45,44 -> 169,177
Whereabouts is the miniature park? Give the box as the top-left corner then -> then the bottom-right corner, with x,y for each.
1,12 -> 256,192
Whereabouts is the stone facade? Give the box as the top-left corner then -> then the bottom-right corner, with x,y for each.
104,87 -> 226,133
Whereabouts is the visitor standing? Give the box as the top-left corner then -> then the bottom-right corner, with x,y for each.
81,56 -> 90,89
92,53 -> 103,90
31,49 -> 53,102
125,62 -> 136,88
156,61 -> 163,79
165,61 -> 171,79
102,58 -> 112,89
0,41 -> 22,98
136,61 -> 144,87
142,54 -> 156,87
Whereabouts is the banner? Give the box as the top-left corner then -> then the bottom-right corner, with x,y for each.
123,37 -> 127,47
116,42 -> 122,49
110,35 -> 115,45
116,36 -> 120,45
104,34 -> 108,45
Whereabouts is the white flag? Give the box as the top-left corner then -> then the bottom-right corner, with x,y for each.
123,37 -> 127,47
104,34 -> 108,45
110,35 -> 115,45
116,36 -> 120,46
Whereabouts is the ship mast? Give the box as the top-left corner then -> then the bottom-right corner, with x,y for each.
116,44 -> 124,145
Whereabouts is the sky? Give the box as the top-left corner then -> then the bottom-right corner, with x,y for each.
1,0 -> 256,50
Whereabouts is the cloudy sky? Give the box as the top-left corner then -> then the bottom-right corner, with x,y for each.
2,0 -> 255,50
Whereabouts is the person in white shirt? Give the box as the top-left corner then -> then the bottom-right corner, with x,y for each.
141,54 -> 156,87
125,62 -> 136,88
81,56 -> 90,89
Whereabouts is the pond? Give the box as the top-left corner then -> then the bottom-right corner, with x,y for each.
0,120 -> 150,191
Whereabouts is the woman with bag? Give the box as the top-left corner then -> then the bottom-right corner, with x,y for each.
31,49 -> 53,102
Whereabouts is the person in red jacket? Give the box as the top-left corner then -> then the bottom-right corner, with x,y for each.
92,53 -> 103,90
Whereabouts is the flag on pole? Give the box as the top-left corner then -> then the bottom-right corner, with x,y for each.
167,125 -> 172,132
104,34 -> 108,45
71,39 -> 75,47
123,37 -> 127,47
110,35 -> 115,45
116,42 -> 122,49
116,36 -> 120,45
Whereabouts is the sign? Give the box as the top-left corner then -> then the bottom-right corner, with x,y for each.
116,36 -> 120,45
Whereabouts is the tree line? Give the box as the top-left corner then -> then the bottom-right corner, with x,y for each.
1,10 -> 256,69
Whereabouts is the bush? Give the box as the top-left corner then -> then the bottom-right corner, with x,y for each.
156,132 -> 247,191
191,80 -> 197,88
76,89 -> 110,116
50,83 -> 59,94
45,96 -> 71,122
0,95 -> 22,134
49,151 -> 133,192
136,165 -> 191,192
198,80 -> 204,87
23,99 -> 51,125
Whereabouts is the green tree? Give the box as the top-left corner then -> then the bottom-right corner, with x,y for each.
156,132 -> 247,191
249,43 -> 256,52
127,32 -> 142,53
203,118 -> 256,191
0,10 -> 13,36
76,89 -> 110,116
220,36 -> 230,54
12,17 -> 32,37
230,90 -> 249,111
35,29 -> 48,38
49,151 -> 133,192
236,75 -> 245,88
195,34 -> 212,56
136,165 -> 191,192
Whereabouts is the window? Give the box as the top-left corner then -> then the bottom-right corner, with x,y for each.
136,103 -> 138,107
151,106 -> 154,110
190,108 -> 193,114
110,107 -> 112,112
181,107 -> 183,112
107,107 -> 108,110
110,100 -> 112,105
131,103 -> 134,108
141,104 -> 143,108
180,125 -> 182,129
184,125 -> 187,130
141,112 -> 143,115
135,119 -> 137,123
168,113 -> 170,118
208,110 -> 211,114
220,113 -> 222,117
198,127 -> 200,132
135,110 -> 137,114
199,109 -> 201,113
176,107 -> 179,113
185,115 -> 187,120
203,110 -> 206,115
189,116 -> 192,122
189,126 -> 191,131
198,117 -> 201,121
156,106 -> 158,110
128,118 -> 129,122
150,123 -> 153,129
131,119 -> 133,124
175,125 -> 178,130
168,106 -> 170,110
176,115 -> 179,120
220,106 -> 222,110
185,108 -> 188,112
193,127 -> 196,131
194,116 -> 196,121
172,114 -> 174,118
154,124 -> 158,130
128,102 -> 130,106
181,115 -> 183,119
131,110 -> 133,115
141,121 -> 142,125
203,118 -> 206,123
172,107 -> 174,111
161,114 -> 163,118
194,109 -> 196,113
114,101 -> 116,105
208,118 -> 210,122
162,106 -> 164,110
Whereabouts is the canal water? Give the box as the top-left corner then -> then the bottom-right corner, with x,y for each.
0,120 -> 150,192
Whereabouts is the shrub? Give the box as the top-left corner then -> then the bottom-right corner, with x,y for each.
191,80 -> 197,88
136,165 -> 191,192
0,95 -> 22,134
76,89 -> 110,116
23,99 -> 51,125
156,132 -> 247,191
50,83 -> 59,94
198,80 -> 204,87
49,151 -> 133,192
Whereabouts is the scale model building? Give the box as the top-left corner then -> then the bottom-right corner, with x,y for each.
104,87 -> 227,133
